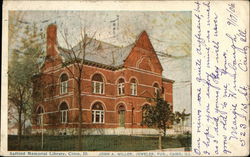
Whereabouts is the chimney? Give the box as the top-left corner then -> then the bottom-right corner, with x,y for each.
46,24 -> 57,57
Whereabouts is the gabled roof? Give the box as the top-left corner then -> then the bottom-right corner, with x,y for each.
58,31 -> 163,72
123,31 -> 163,71
58,37 -> 134,67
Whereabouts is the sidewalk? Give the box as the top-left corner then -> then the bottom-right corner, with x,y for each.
163,147 -> 185,151
148,147 -> 186,152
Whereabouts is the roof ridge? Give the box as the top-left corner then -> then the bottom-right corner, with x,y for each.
58,35 -> 137,67
58,39 -> 134,52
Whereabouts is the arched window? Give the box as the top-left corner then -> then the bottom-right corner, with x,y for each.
92,74 -> 104,94
142,104 -> 150,122
59,102 -> 69,124
130,78 -> 137,96
118,104 -> 126,127
92,102 -> 104,123
153,83 -> 160,96
37,106 -> 44,125
118,78 -> 125,95
60,74 -> 68,94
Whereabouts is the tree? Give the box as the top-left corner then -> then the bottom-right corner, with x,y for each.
141,93 -> 174,150
174,109 -> 190,133
8,23 -> 44,148
8,11 -> 25,48
59,28 -> 96,150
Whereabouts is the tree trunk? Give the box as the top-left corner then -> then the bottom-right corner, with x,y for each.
23,118 -> 26,135
18,109 -> 22,149
181,119 -> 184,133
77,81 -> 83,150
158,134 -> 162,150
163,124 -> 166,137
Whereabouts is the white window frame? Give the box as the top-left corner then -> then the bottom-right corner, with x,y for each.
37,114 -> 43,126
92,81 -> 104,94
142,109 -> 147,121
130,83 -> 137,96
154,87 -> 158,95
92,110 -> 104,123
60,81 -> 68,94
154,86 -> 161,96
60,110 -> 68,124
118,83 -> 125,95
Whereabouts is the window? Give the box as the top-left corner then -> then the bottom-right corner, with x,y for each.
59,102 -> 68,124
60,74 -> 68,94
92,102 -> 104,123
118,104 -> 126,127
92,74 -> 104,94
153,83 -> 160,96
130,78 -> 137,96
142,104 -> 150,122
118,78 -> 125,95
37,106 -> 44,125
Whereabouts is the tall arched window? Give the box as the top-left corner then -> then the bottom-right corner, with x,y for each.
92,102 -> 104,123
59,102 -> 69,124
92,74 -> 104,94
142,104 -> 150,122
118,104 -> 126,127
130,78 -> 137,96
153,83 -> 160,96
118,78 -> 125,95
60,74 -> 68,94
37,106 -> 44,125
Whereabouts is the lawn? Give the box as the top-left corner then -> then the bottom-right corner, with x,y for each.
8,134 -> 191,151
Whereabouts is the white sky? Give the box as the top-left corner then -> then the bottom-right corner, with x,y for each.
12,11 -> 191,123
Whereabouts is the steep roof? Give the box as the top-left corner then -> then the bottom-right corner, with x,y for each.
58,31 -> 164,73
58,37 -> 134,67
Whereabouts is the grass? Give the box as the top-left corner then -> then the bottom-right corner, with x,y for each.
8,134 -> 191,151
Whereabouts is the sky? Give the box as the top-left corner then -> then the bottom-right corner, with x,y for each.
10,11 -> 191,124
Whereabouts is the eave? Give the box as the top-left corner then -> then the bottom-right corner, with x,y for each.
162,77 -> 175,83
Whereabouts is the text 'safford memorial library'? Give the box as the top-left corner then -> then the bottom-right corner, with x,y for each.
32,24 -> 174,135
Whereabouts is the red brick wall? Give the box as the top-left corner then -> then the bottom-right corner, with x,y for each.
32,25 -> 173,130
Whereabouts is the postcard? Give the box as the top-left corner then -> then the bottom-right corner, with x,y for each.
1,0 -> 249,156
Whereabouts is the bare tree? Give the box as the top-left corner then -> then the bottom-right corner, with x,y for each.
174,109 -> 190,133
59,28 -> 96,150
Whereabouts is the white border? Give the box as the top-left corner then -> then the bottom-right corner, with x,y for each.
1,0 -> 194,156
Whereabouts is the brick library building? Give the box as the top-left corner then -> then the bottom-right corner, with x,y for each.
32,24 -> 174,135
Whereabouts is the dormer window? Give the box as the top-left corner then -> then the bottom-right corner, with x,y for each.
118,78 -> 125,95
92,74 -> 104,94
130,78 -> 137,96
60,74 -> 68,94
